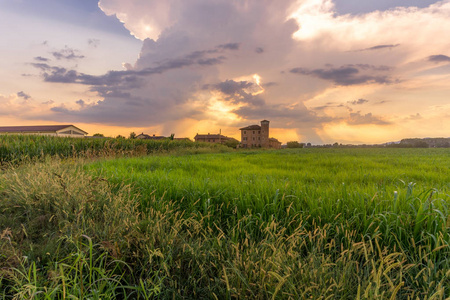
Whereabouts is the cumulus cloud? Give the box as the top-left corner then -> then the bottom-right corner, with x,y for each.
26,0 -> 450,143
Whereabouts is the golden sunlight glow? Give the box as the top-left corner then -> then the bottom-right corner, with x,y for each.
252,74 -> 265,95
208,95 -> 242,122
232,73 -> 265,95
322,122 -> 399,144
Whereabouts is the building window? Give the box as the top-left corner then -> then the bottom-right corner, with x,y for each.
244,131 -> 246,134
253,137 -> 255,141
258,131 -> 260,134
213,139 -> 215,142
258,137 -> 260,140
253,131 -> 255,134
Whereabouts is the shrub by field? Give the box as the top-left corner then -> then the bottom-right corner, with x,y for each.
1,148 -> 449,299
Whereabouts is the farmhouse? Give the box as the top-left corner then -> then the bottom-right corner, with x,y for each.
0,125 -> 88,138
194,133 -> 237,144
239,120 -> 281,149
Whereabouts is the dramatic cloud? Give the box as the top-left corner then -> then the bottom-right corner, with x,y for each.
428,54 -> 450,63
208,79 -> 265,106
21,0 -> 450,143
290,64 -> 394,86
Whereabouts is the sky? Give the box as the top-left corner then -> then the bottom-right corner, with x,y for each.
1,0 -> 449,144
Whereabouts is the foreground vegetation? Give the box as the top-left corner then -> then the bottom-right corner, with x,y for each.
0,134 -> 228,165
1,147 -> 449,299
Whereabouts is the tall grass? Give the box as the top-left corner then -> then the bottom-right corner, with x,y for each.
1,148 -> 449,298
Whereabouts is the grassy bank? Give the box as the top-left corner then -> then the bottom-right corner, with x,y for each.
1,148 -> 449,298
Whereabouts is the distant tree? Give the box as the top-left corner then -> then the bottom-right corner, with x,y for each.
306,142 -> 312,147
169,133 -> 175,140
116,135 -> 125,139
412,140 -> 429,148
224,139 -> 239,148
129,132 -> 136,139
93,133 -> 104,137
287,141 -> 304,148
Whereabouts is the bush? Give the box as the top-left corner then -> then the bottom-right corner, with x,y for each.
286,141 -> 304,148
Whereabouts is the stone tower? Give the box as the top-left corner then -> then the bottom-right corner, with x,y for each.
260,120 -> 270,148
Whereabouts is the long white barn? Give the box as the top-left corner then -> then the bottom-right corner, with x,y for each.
0,125 -> 88,138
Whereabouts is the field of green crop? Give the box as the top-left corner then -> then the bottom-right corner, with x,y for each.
1,146 -> 449,299
0,134 -> 228,164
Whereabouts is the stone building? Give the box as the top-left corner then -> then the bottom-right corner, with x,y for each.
194,133 -> 237,144
269,138 -> 282,149
239,120 -> 281,148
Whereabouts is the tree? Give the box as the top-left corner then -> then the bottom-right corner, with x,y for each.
116,135 -> 125,139
129,132 -> 136,139
286,141 -> 304,148
224,139 -> 239,148
93,133 -> 104,137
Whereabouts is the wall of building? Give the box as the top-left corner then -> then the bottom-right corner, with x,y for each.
241,128 -> 262,148
261,121 -> 270,148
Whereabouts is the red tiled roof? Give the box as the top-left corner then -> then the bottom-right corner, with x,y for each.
239,125 -> 261,130
0,125 -> 87,134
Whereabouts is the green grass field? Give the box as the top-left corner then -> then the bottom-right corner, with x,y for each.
1,147 -> 449,299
